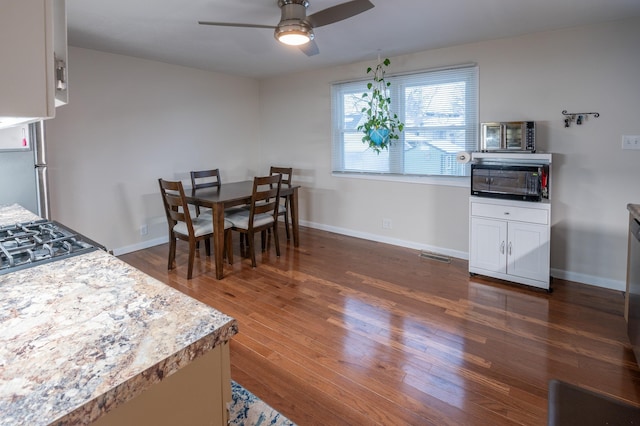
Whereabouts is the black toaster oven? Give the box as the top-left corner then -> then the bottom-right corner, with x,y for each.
471,162 -> 548,202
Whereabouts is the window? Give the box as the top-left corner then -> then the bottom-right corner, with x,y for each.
331,64 -> 478,178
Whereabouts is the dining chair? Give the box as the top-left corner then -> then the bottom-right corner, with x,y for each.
189,169 -> 221,217
158,178 -> 232,279
225,174 -> 282,268
270,166 -> 293,240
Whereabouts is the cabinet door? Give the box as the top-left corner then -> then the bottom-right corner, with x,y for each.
0,0 -> 52,119
470,217 -> 507,273
0,0 -> 67,126
507,221 -> 550,282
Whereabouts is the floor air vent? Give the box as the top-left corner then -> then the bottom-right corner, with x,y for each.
419,251 -> 451,263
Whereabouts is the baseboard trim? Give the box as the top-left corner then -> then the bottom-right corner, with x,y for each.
299,220 -> 469,261
112,236 -> 168,256
112,221 -> 625,292
550,268 -> 625,292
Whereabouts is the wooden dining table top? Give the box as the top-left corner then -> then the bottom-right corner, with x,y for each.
185,180 -> 298,207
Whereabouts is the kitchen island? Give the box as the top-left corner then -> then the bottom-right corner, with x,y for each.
0,205 -> 238,425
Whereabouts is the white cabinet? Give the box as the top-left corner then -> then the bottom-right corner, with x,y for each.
470,217 -> 507,273
0,0 -> 67,128
469,197 -> 551,290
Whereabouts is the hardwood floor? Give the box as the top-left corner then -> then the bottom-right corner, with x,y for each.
118,226 -> 640,425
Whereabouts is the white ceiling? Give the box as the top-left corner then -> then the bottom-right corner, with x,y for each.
67,0 -> 640,79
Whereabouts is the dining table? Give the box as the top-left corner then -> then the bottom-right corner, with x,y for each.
185,180 -> 300,279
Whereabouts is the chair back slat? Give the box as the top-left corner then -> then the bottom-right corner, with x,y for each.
190,169 -> 222,190
270,166 -> 292,185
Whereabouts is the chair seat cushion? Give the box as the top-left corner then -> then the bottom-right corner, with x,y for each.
226,210 -> 274,230
174,217 -> 231,237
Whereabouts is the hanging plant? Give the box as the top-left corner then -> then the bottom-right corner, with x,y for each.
357,58 -> 404,154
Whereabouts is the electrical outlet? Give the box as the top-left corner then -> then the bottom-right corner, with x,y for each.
140,224 -> 148,236
382,218 -> 392,229
622,135 -> 640,150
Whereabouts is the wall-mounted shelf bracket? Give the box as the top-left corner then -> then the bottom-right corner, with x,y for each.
562,110 -> 600,127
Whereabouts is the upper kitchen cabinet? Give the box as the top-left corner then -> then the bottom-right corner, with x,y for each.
0,0 -> 68,129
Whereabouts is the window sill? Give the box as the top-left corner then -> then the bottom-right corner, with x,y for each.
331,172 -> 470,188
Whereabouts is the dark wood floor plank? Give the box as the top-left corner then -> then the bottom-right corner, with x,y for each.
118,226 -> 640,425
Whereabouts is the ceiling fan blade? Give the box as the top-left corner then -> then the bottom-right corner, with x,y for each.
198,21 -> 276,29
298,39 -> 320,56
306,0 -> 374,28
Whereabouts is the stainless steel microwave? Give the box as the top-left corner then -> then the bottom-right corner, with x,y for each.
471,162 -> 548,201
480,121 -> 536,152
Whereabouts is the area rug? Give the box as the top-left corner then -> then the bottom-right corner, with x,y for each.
228,380 -> 297,426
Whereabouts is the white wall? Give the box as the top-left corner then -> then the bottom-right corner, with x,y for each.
257,18 -> 640,290
45,47 -> 261,253
43,19 -> 640,290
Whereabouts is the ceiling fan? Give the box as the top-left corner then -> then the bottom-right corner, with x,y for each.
198,0 -> 375,56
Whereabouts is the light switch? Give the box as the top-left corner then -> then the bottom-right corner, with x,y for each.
622,135 -> 640,150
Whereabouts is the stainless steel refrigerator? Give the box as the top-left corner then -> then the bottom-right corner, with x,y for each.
0,122 -> 50,218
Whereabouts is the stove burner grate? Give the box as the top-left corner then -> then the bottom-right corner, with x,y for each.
0,220 -> 104,275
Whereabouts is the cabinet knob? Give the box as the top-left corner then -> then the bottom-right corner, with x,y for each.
504,212 -> 510,215
500,241 -> 505,254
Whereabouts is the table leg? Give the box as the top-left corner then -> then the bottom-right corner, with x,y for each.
212,203 -> 225,279
290,187 -> 299,247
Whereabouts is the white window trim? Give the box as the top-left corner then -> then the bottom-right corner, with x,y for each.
331,63 -> 478,184
331,171 -> 470,188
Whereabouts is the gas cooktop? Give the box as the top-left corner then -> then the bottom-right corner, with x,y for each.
0,220 -> 104,276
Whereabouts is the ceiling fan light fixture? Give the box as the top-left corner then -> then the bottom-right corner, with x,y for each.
275,21 -> 314,46
200,0 -> 374,56
277,31 -> 311,46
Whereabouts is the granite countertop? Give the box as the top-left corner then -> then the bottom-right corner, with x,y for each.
0,249 -> 238,425
0,203 -> 42,226
628,204 -> 640,221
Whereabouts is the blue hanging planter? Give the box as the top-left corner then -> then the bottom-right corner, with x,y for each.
369,128 -> 390,146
